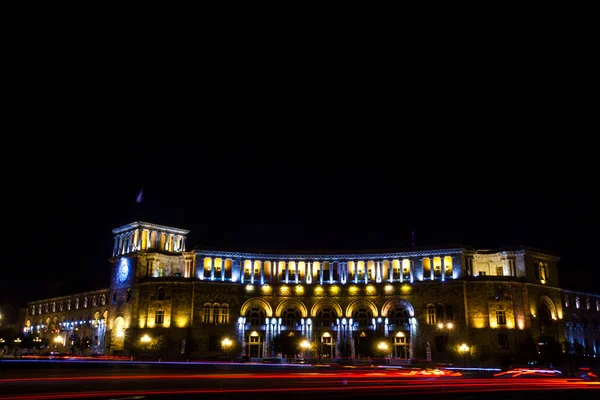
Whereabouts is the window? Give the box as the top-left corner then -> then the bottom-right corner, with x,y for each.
92,296 -> 97,307
212,304 -> 220,324
478,271 -> 486,276
446,305 -> 454,321
565,295 -> 570,308
427,305 -> 436,325
575,297 -> 580,309
67,300 -> 71,311
52,302 -> 56,312
436,305 -> 444,322
496,310 -> 506,325
75,298 -> 80,310
44,303 -> 49,313
435,335 -> 448,352
586,298 -> 591,310
597,300 -> 600,312
157,287 -> 165,301
496,266 -> 504,276
155,309 -> 164,324
317,308 -> 336,327
498,334 -> 509,349
84,297 -> 88,308
101,294 -> 106,306
38,304 -> 42,314
389,307 -> 409,326
247,307 -> 265,326
220,304 -> 229,324
31,306 -> 36,316
203,304 -> 211,323
283,308 -> 299,327
352,308 -> 372,327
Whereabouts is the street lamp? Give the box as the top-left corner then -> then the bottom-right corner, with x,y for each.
54,336 -> 62,353
221,337 -> 233,351
140,334 -> 151,343
300,340 -> 310,359
458,343 -> 469,367
377,341 -> 389,360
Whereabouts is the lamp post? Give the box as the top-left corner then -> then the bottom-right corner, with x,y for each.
221,337 -> 233,359
458,343 -> 469,368
300,340 -> 310,359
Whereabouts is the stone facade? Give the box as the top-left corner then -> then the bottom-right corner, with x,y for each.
20,222 -> 600,365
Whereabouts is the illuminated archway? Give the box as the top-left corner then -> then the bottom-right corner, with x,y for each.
381,298 -> 415,318
275,299 -> 308,318
538,295 -> 557,320
240,298 -> 273,318
346,299 -> 378,318
310,300 -> 343,318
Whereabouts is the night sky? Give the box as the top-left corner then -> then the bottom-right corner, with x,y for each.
2,139 -> 596,321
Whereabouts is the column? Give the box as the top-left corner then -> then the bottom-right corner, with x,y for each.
240,258 -> 244,283
211,258 -> 215,281
306,262 -> 312,284
320,262 -> 324,285
260,260 -> 265,285
441,257 -> 445,282
113,236 -> 119,256
295,262 -> 299,284
285,261 -> 290,283
410,259 -> 414,283
376,261 -> 382,283
400,260 -> 404,283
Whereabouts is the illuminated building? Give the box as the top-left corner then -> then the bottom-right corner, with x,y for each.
20,222 -> 600,363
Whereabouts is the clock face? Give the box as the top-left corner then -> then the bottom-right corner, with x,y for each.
118,261 -> 129,283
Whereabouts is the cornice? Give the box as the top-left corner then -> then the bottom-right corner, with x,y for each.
194,248 -> 465,261
112,221 -> 189,235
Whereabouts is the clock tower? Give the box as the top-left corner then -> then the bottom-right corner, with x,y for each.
106,221 -> 190,354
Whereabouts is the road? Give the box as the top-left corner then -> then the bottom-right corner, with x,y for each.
1,360 -> 598,400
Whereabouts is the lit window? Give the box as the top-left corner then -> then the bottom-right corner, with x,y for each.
75,299 -> 79,310
220,304 -> 229,324
575,297 -> 580,309
101,294 -> 106,306
92,296 -> 97,307
67,300 -> 71,311
565,295 -> 570,308
52,302 -> 56,313
597,300 -> 600,312
212,304 -> 220,324
157,287 -> 165,300
84,297 -> 88,308
427,305 -> 436,325
155,309 -> 164,324
203,304 -> 211,324
496,310 -> 506,325
31,306 -> 36,316
586,298 -> 591,310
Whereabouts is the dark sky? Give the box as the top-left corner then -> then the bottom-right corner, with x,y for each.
2,138 -> 596,318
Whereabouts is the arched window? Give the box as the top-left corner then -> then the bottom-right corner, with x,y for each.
388,306 -> 409,326
436,304 -> 445,321
282,308 -> 299,327
157,287 -> 165,301
317,307 -> 336,327
203,303 -> 211,323
427,305 -> 436,325
351,307 -> 372,327
575,297 -> 581,309
446,305 -> 454,321
220,304 -> 229,324
212,304 -> 220,324
247,307 -> 265,326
